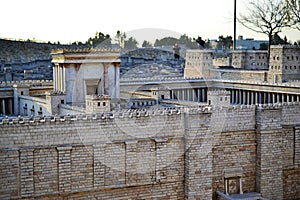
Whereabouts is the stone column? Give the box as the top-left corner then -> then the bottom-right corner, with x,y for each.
291,95 -> 294,102
239,90 -> 242,104
240,91 -> 243,105
192,89 -> 196,102
239,177 -> 243,194
62,66 -> 66,92
297,95 -> 300,102
272,93 -> 276,104
115,64 -> 120,99
230,90 -> 234,104
247,91 -> 250,105
202,88 -> 206,102
20,149 -> 34,197
58,65 -> 61,91
8,98 -> 13,115
255,92 -> 258,104
197,89 -> 201,102
235,90 -> 239,104
287,94 -> 290,102
57,146 -> 72,192
251,91 -> 254,105
180,89 -> 184,101
1,99 -> 5,114
259,92 -> 262,104
53,65 -> 57,91
104,65 -> 109,95
225,179 -> 229,195
268,93 -> 271,103
262,92 -> 266,104
187,89 -> 190,101
243,91 -> 246,105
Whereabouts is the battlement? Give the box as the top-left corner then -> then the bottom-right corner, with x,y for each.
256,101 -> 300,110
0,103 -> 285,126
186,49 -> 214,53
51,48 -> 121,54
207,89 -> 230,95
45,90 -> 65,95
270,45 -> 300,49
0,79 -> 53,88
232,50 -> 268,53
0,107 -> 182,126
85,94 -> 111,100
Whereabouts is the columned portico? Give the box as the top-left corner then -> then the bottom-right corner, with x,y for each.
160,84 -> 300,106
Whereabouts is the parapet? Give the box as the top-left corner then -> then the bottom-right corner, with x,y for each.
186,49 -> 214,53
0,103 -> 298,126
0,79 -> 53,88
85,94 -> 111,100
45,90 -> 65,96
256,101 -> 300,110
207,89 -> 230,95
270,45 -> 300,49
51,48 -> 121,54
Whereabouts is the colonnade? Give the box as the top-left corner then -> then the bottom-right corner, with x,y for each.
169,88 -> 300,105
0,98 -> 13,115
53,64 -> 66,92
230,89 -> 300,105
170,88 -> 207,102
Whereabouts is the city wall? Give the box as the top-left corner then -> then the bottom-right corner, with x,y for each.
0,104 -> 300,200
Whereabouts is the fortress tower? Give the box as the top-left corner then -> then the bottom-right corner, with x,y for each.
268,45 -> 300,83
231,50 -> 268,70
184,50 -> 213,78
51,48 -> 121,104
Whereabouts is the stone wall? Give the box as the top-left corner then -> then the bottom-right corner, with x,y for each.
0,104 -> 300,199
214,69 -> 267,82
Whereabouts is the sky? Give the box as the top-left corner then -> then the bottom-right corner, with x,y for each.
1,0 -> 299,45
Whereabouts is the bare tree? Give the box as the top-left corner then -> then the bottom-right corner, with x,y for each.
239,0 -> 290,58
285,0 -> 300,31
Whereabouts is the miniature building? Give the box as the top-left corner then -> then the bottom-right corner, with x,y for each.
151,87 -> 170,100
85,95 -> 111,113
231,50 -> 268,70
207,90 -> 230,107
184,50 -> 213,78
268,45 -> 300,83
51,48 -> 121,104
